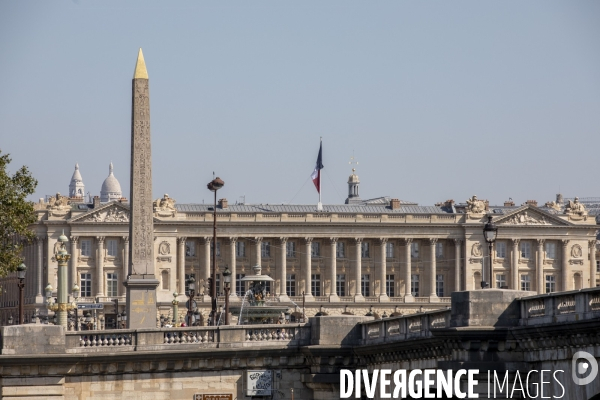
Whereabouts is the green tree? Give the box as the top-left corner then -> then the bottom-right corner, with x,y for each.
0,150 -> 37,277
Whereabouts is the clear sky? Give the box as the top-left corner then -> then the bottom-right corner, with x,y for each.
1,1 -> 599,207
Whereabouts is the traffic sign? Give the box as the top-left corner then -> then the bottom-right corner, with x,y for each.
77,303 -> 104,310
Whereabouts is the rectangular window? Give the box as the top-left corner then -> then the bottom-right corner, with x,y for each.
386,243 -> 394,258
597,260 -> 600,273
236,241 -> 245,257
521,242 -> 531,259
411,274 -> 420,297
261,241 -> 271,258
311,242 -> 320,257
361,274 -> 370,297
411,242 -> 419,259
80,273 -> 92,297
435,242 -> 443,259
185,273 -> 196,296
216,274 -> 221,296
107,240 -> 118,257
436,274 -> 444,297
336,242 -> 345,258
546,275 -> 556,293
265,279 -> 271,295
287,274 -> 296,297
521,275 -> 531,291
286,241 -> 296,258
311,274 -> 321,296
81,240 -> 91,257
361,242 -> 370,258
545,242 -> 556,259
336,274 -> 346,296
236,274 -> 245,296
496,242 -> 506,258
386,274 -> 395,297
496,274 -> 507,289
106,272 -> 118,297
210,242 -> 221,257
186,241 -> 196,257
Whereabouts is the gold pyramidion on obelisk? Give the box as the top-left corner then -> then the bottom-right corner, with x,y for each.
133,48 -> 149,79
125,48 -> 159,329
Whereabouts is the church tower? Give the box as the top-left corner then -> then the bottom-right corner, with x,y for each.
68,163 -> 85,198
345,168 -> 361,204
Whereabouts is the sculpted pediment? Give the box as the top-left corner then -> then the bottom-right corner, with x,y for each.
494,206 -> 570,227
71,202 -> 130,223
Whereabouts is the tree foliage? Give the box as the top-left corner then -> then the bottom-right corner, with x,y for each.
0,150 -> 37,277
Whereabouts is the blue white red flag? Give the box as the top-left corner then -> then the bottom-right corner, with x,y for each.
311,141 -> 324,193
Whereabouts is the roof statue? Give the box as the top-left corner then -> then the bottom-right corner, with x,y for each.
47,193 -> 71,217
564,197 -> 587,218
154,194 -> 177,217
465,195 -> 486,214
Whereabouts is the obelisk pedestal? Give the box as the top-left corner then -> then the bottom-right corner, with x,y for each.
124,48 -> 159,329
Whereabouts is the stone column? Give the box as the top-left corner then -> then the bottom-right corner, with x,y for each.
403,238 -> 414,302
590,240 -> 597,289
537,239 -> 545,294
453,239 -> 462,293
254,237 -> 262,267
303,238 -> 314,301
378,238 -> 389,301
512,239 -> 520,290
202,237 -> 211,300
229,237 -> 238,300
354,238 -> 364,301
278,237 -> 289,301
429,238 -> 439,301
562,239 -> 570,292
123,237 -> 129,295
69,236 -> 78,290
96,237 -> 105,297
329,238 -> 339,301
177,237 -> 186,294
36,236 -> 44,297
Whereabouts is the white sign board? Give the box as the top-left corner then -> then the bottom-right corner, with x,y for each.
246,370 -> 272,396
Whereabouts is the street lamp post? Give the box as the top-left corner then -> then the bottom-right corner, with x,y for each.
222,266 -> 231,325
207,176 -> 224,326
186,277 -> 196,327
172,292 -> 179,326
483,215 -> 498,289
55,232 -> 71,327
72,284 -> 80,331
16,263 -> 26,324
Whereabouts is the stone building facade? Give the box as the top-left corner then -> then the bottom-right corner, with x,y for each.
1,182 -> 598,326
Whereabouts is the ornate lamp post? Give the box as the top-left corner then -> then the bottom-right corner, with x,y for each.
72,284 -> 80,331
207,176 -> 224,326
222,266 -> 231,325
55,232 -> 71,327
186,277 -> 196,327
483,215 -> 498,289
45,283 -> 57,323
172,292 -> 179,326
16,263 -> 26,324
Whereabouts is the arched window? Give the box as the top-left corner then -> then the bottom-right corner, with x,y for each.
161,270 -> 169,290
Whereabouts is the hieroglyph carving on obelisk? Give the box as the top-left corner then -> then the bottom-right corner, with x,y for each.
125,48 -> 159,329
129,48 -> 154,275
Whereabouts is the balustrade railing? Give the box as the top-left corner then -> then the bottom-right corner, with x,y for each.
360,309 -> 451,345
519,287 -> 600,326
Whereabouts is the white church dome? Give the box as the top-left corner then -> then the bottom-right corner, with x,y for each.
100,162 -> 122,202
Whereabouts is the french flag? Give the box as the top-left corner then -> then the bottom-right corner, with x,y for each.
311,141 -> 324,193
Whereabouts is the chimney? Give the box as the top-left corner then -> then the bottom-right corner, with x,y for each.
504,200 -> 515,207
445,199 -> 455,208
526,199 -> 538,207
93,196 -> 100,208
390,199 -> 400,210
119,197 -> 128,203
219,198 -> 228,209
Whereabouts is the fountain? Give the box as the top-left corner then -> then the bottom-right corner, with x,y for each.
230,265 -> 290,325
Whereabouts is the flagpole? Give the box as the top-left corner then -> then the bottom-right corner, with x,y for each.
318,137 -> 323,211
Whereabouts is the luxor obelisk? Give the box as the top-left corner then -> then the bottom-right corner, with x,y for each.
125,49 -> 159,328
